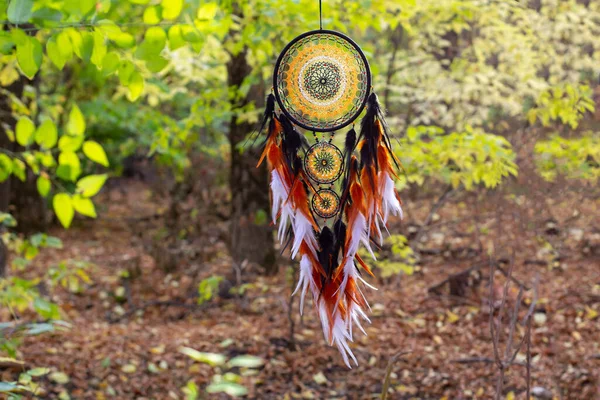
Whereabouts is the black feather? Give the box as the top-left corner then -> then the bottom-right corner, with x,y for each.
292,157 -> 303,176
247,94 -> 276,148
332,220 -> 347,270
280,114 -> 303,166
338,157 -> 358,217
358,93 -> 381,173
317,227 -> 335,280
345,128 -> 356,154
343,128 -> 356,174
362,92 -> 399,170
300,134 -> 311,152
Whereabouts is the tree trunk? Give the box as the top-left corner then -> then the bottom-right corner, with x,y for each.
0,76 -> 47,235
226,49 -> 276,274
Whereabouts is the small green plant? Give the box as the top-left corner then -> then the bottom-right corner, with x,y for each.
179,347 -> 264,398
197,275 -> 223,305
374,235 -> 418,278
0,103 -> 109,228
0,213 -> 87,360
0,366 -> 51,399
397,125 -> 518,190
534,133 -> 600,182
527,84 -> 594,129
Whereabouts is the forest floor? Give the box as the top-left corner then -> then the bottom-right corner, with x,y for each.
4,178 -> 600,400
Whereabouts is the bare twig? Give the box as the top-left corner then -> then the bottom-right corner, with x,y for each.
489,259 -> 504,400
496,264 -> 531,290
522,274 -> 540,325
381,350 -> 412,400
450,357 -> 527,367
505,285 -> 524,360
488,256 -> 539,400
526,316 -> 532,399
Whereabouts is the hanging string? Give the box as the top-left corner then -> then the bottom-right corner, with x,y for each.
319,0 -> 323,30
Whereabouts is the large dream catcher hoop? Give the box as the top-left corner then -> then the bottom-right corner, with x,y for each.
273,30 -> 371,132
255,7 -> 403,368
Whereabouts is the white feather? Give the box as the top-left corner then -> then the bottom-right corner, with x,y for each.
347,212 -> 375,260
291,212 -> 317,259
291,254 -> 318,315
270,170 -> 295,244
317,302 -> 357,368
379,172 -> 403,223
270,170 -> 286,222
331,315 -> 358,368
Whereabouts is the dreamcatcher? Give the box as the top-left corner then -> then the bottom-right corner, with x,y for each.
255,15 -> 403,367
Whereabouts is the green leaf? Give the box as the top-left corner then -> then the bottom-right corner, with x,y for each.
66,105 -> 85,136
136,27 -> 166,60
11,28 -> 27,45
145,27 -> 166,49
53,193 -> 74,228
96,19 -> 121,34
28,368 -> 50,377
197,2 -> 218,20
76,174 -> 108,197
33,297 -> 61,319
168,25 -> 186,50
15,117 -> 35,146
182,380 -> 198,399
145,55 -> 168,73
101,51 -> 120,76
162,0 -> 182,20
57,31 -> 73,59
127,70 -> 144,101
45,236 -> 63,248
206,382 -> 248,397
228,355 -> 264,368
31,7 -> 63,26
49,371 -> 70,384
0,382 -> 19,392
35,119 -> 58,149
58,134 -> 84,152
11,158 -> 26,181
197,275 -> 222,305
0,154 -> 13,182
97,0 -> 111,13
47,35 -> 66,70
63,0 -> 94,16
7,0 -> 34,23
91,30 -> 107,68
73,31 -> 94,62
0,212 -> 17,227
37,175 -> 51,197
19,372 -> 32,384
143,6 -> 161,24
181,26 -> 201,43
0,32 -> 15,54
16,36 -> 42,79
109,32 -> 135,48
57,151 -> 81,181
253,209 -> 267,225
83,141 -> 109,166
178,347 -> 226,366
72,195 -> 97,217
117,60 -> 135,85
